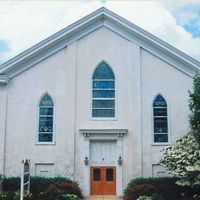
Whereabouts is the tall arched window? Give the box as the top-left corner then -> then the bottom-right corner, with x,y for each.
153,95 -> 168,143
92,62 -> 115,118
38,94 -> 54,142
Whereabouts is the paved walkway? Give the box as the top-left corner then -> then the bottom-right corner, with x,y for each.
85,195 -> 123,200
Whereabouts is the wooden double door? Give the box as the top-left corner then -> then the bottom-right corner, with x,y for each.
90,166 -> 116,195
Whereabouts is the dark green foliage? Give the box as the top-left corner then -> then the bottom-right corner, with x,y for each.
30,177 -> 74,199
189,73 -> 200,142
124,184 -> 155,200
1,177 -> 82,200
124,177 -> 178,194
125,177 -> 200,200
38,183 -> 83,200
1,177 -> 20,192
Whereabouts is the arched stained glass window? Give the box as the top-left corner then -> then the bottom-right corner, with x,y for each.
92,62 -> 115,118
153,95 -> 168,143
38,94 -> 54,142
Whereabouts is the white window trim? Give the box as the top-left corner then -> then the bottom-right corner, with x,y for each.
36,92 -> 56,145
151,94 -> 171,145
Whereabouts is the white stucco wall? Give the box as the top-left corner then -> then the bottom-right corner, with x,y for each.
3,42 -> 77,179
0,27 -> 194,196
140,49 -> 193,176
73,27 -> 142,195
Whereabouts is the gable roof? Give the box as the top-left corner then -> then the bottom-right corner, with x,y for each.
0,7 -> 199,84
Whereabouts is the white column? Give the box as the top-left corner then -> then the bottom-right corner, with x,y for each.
117,135 -> 123,196
82,135 -> 90,196
0,85 -> 8,175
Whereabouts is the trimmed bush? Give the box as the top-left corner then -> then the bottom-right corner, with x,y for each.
125,177 -> 178,194
125,184 -> 155,200
0,191 -> 8,200
137,196 -> 152,200
62,194 -> 80,200
1,177 -> 20,192
125,177 -> 200,200
1,177 -> 82,200
38,182 -> 82,200
30,177 -> 74,199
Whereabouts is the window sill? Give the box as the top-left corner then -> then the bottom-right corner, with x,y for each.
35,142 -> 56,145
151,143 -> 170,146
90,117 -> 118,121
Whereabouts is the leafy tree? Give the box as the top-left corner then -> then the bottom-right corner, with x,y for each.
160,74 -> 200,187
189,74 -> 200,142
160,133 -> 200,187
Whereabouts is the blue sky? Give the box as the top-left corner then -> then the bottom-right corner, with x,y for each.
169,3 -> 200,38
182,7 -> 200,38
0,1 -> 200,64
0,40 -> 9,53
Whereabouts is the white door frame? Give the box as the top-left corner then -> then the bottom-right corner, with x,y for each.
80,129 -> 127,197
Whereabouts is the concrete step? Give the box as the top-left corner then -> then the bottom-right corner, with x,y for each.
85,195 -> 123,200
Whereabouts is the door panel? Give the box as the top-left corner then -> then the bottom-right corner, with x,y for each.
91,167 -> 104,195
90,167 -> 116,195
104,167 -> 116,195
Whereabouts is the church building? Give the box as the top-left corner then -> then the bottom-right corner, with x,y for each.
0,7 -> 199,197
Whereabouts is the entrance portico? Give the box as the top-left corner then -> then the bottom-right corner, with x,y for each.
80,129 -> 127,197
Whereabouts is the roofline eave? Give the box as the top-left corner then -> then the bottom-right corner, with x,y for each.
0,7 -> 199,79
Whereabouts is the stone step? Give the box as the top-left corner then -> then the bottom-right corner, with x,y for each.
85,195 -> 123,200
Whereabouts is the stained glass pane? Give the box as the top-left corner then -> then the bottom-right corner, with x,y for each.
92,109 -> 115,117
106,168 -> 114,181
39,117 -> 53,132
153,95 -> 167,107
154,134 -> 168,143
39,133 -> 53,142
93,100 -> 114,108
93,63 -> 115,79
92,62 -> 115,118
39,94 -> 54,142
93,90 -> 115,98
153,108 -> 167,116
93,81 -> 114,89
40,107 -> 53,115
93,169 -> 100,181
154,117 -> 168,133
39,94 -> 54,106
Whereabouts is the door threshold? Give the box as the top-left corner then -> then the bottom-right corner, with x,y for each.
90,195 -> 117,197
86,195 -> 121,199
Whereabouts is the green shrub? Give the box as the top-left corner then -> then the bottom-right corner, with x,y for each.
152,193 -> 165,200
1,177 -> 82,200
0,174 -> 3,191
30,177 -> 74,199
125,177 -> 200,200
125,177 -> 178,194
0,191 -> 7,200
137,196 -> 152,200
13,190 -> 32,200
125,183 -> 155,200
38,182 -> 82,200
1,177 -> 20,192
62,194 -> 80,200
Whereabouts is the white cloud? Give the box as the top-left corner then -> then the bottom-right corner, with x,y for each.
0,0 -> 200,64
105,1 -> 200,61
